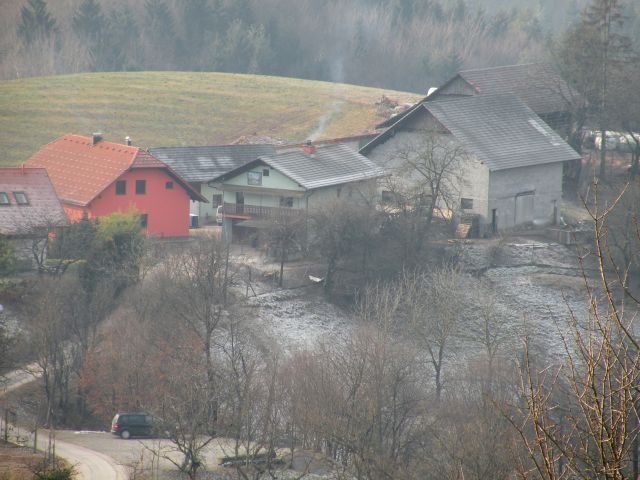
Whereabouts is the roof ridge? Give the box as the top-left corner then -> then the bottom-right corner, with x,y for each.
459,62 -> 543,74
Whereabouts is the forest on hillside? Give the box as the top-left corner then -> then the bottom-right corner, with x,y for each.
2,0 -> 639,92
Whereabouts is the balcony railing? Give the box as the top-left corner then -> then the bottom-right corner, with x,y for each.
222,202 -> 302,219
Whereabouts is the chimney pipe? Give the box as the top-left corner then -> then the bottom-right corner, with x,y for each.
125,136 -> 132,146
91,133 -> 102,146
302,140 -> 316,155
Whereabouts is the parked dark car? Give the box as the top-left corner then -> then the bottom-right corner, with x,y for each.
110,412 -> 165,439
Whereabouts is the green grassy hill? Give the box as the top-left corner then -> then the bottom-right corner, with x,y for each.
0,72 -> 420,167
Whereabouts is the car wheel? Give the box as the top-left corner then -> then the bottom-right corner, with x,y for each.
120,430 -> 131,440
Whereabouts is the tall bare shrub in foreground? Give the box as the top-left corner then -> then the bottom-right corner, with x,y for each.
511,181 -> 640,479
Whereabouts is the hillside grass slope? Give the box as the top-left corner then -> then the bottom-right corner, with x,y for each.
0,71 -> 420,166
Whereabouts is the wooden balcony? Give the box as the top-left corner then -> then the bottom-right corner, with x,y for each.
222,202 -> 302,219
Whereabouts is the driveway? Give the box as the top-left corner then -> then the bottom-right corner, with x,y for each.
1,366 -> 127,480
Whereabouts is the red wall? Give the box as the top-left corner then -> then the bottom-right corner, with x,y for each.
64,204 -> 90,222
82,168 -> 190,237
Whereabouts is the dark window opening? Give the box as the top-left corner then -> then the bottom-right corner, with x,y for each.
461,198 -> 474,209
165,181 -> 173,189
337,187 -> 342,198
140,214 -> 148,228
279,197 -> 294,207
136,180 -> 146,195
381,190 -> 400,205
115,180 -> 126,195
263,168 -> 270,176
0,192 -> 9,205
212,194 -> 223,207
13,192 -> 28,205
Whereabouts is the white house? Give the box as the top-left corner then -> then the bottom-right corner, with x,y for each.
209,143 -> 385,240
149,144 -> 277,225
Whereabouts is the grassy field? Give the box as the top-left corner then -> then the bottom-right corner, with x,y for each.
0,71 -> 420,167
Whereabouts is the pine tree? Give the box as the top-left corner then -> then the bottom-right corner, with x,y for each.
72,0 -> 106,45
143,0 -> 178,69
17,0 -> 58,47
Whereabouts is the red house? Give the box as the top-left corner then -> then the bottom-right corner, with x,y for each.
25,134 -> 206,237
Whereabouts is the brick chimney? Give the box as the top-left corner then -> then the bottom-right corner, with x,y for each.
302,140 -> 316,155
91,132 -> 102,146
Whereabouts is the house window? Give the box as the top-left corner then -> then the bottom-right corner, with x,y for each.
136,180 -> 146,195
0,192 -> 9,205
140,214 -> 148,228
263,168 -> 270,176
165,181 -> 173,189
279,197 -> 294,207
212,194 -> 223,207
13,192 -> 28,205
461,198 -> 474,209
116,180 -> 126,195
247,171 -> 262,186
381,191 -> 396,205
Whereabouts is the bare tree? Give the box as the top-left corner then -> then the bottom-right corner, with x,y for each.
402,266 -> 468,400
509,181 -> 640,479
156,236 -> 236,427
308,199 -> 381,294
383,133 -> 466,264
283,323 -> 423,480
263,212 -> 304,287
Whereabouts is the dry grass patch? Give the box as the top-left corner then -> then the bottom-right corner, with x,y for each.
0,72 -> 420,166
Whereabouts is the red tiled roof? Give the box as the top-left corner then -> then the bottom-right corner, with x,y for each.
25,134 -> 139,206
25,134 -> 206,205
0,167 -> 68,236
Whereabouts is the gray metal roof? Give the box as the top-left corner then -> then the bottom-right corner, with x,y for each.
376,63 -> 574,129
264,144 -> 384,189
216,144 -> 385,190
422,94 -> 580,171
455,63 -> 574,115
149,144 -> 277,183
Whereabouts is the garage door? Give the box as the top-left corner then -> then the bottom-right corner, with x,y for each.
515,191 -> 534,225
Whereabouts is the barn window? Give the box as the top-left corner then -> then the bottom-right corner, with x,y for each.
13,192 -> 28,205
116,180 -> 126,195
136,180 -> 146,195
0,192 -> 9,205
165,181 -> 174,189
461,198 -> 474,210
140,214 -> 148,228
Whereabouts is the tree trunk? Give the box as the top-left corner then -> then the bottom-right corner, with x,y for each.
279,245 -> 285,288
599,128 -> 607,178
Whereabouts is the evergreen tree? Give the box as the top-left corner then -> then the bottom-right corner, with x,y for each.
16,0 -> 58,47
103,6 -> 140,71
72,0 -> 106,45
72,0 -> 111,70
179,0 -> 217,69
143,0 -> 178,69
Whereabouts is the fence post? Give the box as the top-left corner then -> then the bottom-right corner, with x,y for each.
34,423 -> 38,453
3,409 -> 7,443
